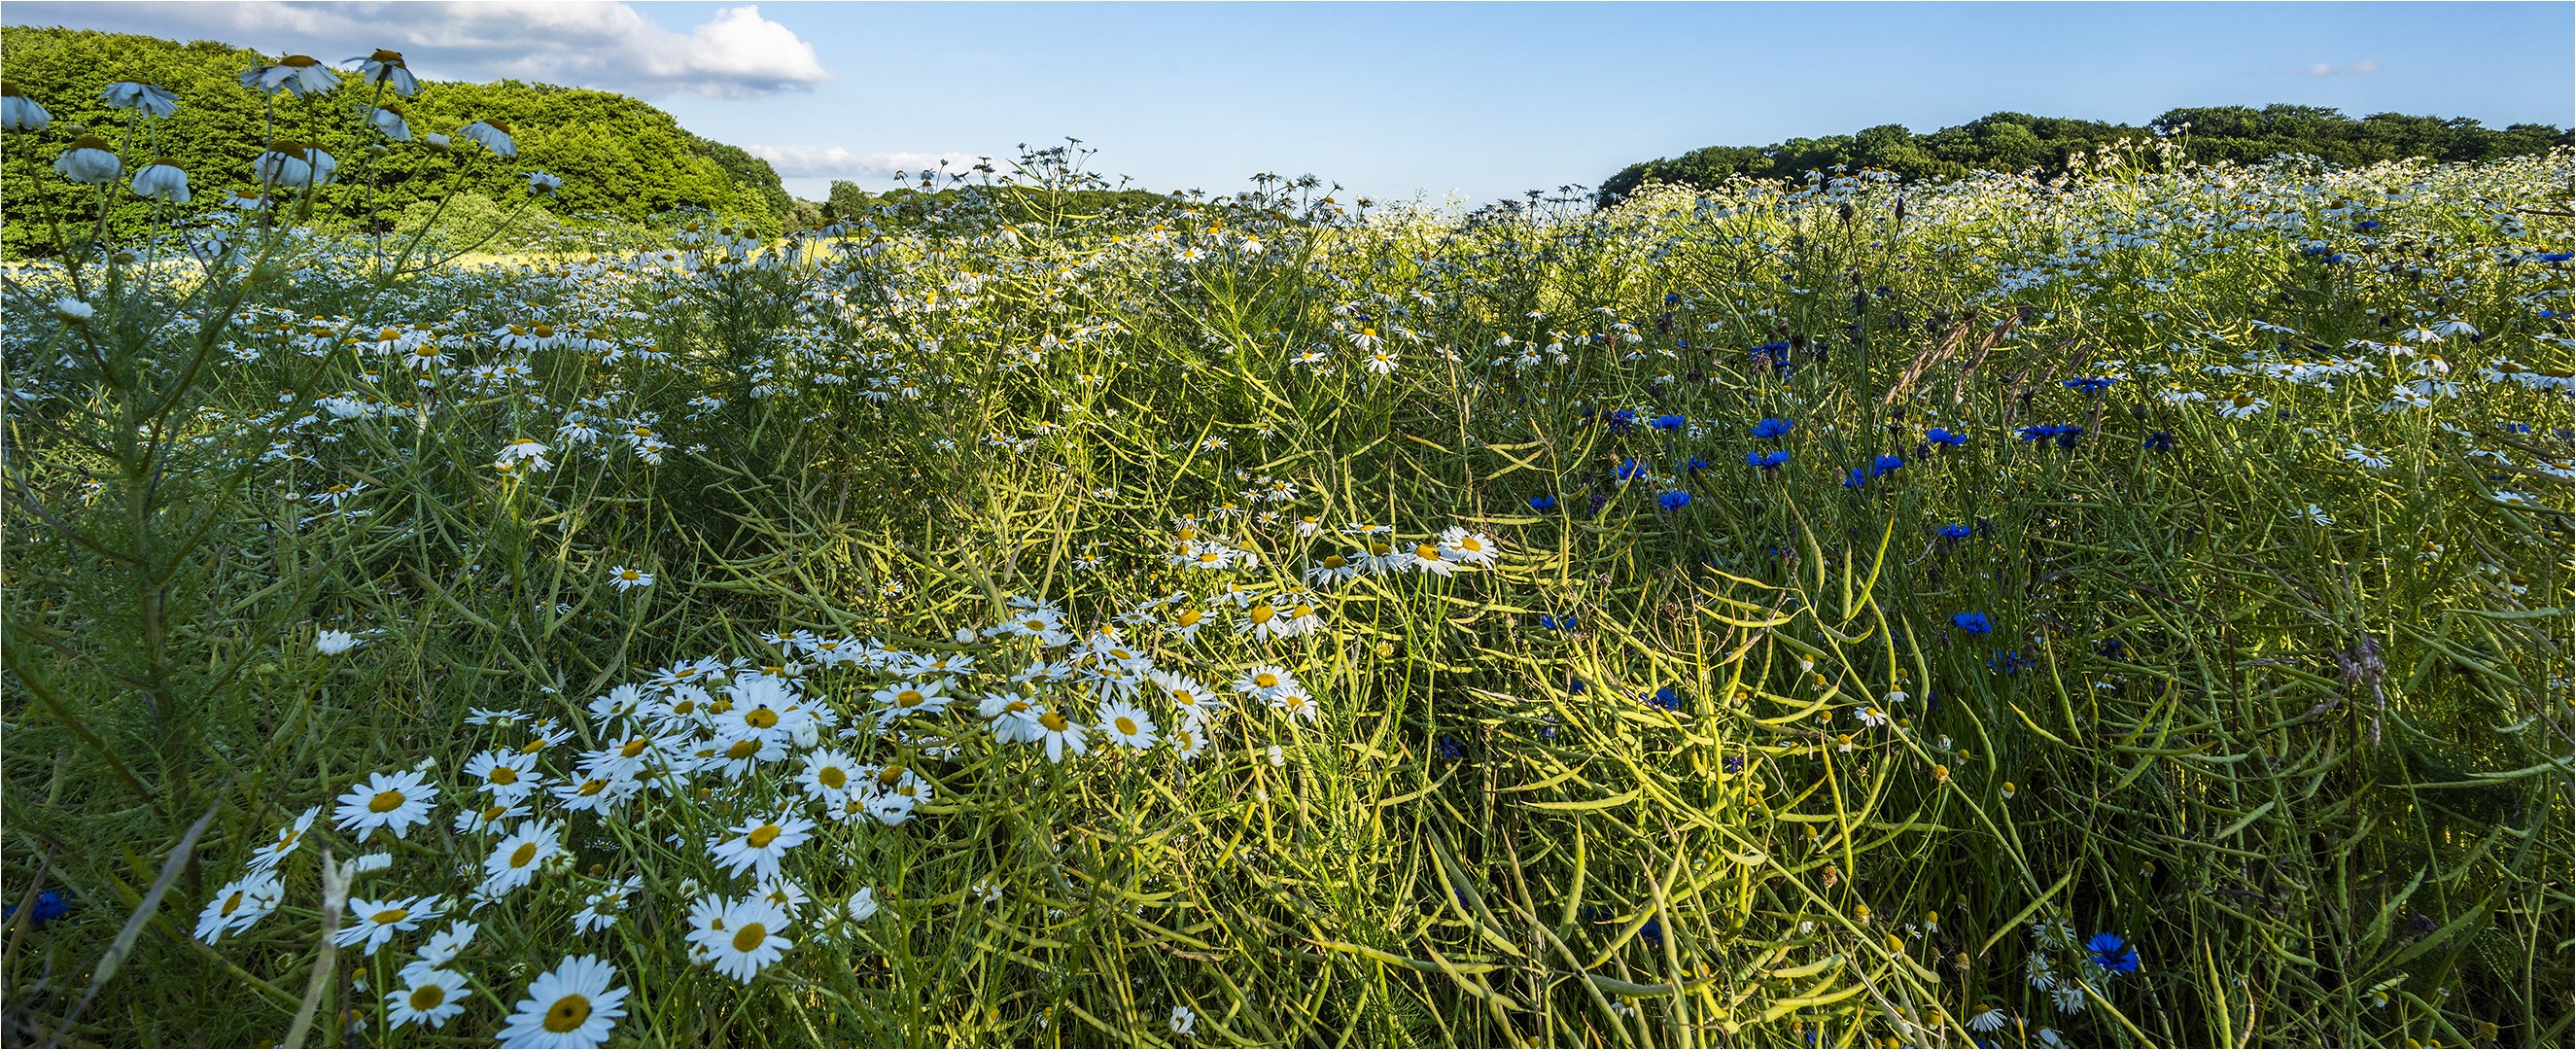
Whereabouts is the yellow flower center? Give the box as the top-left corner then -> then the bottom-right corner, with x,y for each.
747,823 -> 782,849
367,789 -> 406,814
819,767 -> 847,789
1174,609 -> 1202,627
1115,716 -> 1139,736
732,923 -> 768,953
1039,712 -> 1070,732
1248,604 -> 1274,624
620,738 -> 649,758
575,779 -> 607,796
725,740 -> 759,760
488,766 -> 517,786
220,891 -> 245,916
1322,554 -> 1346,569
1459,537 -> 1483,552
409,984 -> 444,1010
510,842 -> 539,868
543,994 -> 590,1033
1416,543 -> 1442,561
370,907 -> 408,925
1254,673 -> 1278,689
895,689 -> 923,708
745,708 -> 779,729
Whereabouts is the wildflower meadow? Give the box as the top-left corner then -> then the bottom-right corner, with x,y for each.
2,41 -> 2571,1050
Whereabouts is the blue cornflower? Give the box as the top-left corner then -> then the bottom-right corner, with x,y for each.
1989,649 -> 2032,676
1723,753 -> 1745,774
2539,251 -> 2574,263
1609,408 -> 1638,433
1436,735 -> 1465,760
1926,427 -> 1967,447
2087,932 -> 2142,975
1752,417 -> 1794,439
1683,455 -> 1711,474
1871,453 -> 1904,477
2016,424 -> 2064,441
1540,715 -> 1559,740
1657,490 -> 1692,510
6,890 -> 68,927
1566,679 -> 1587,695
1645,686 -> 1681,712
2141,431 -> 2175,453
1640,916 -> 1664,948
1747,449 -> 1790,470
1951,612 -> 1993,635
1538,613 -> 1577,631
1664,293 -> 1682,305
1938,524 -> 1972,541
2354,220 -> 2382,231
2063,376 -> 2117,395
1652,413 -> 1686,432
1843,467 -> 1868,488
1528,494 -> 1558,511
1616,458 -> 1650,482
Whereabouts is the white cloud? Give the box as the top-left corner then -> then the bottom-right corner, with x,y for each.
3,1 -> 830,97
2262,59 -> 2384,78
748,145 -> 988,181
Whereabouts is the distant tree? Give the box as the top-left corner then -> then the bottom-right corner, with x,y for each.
1599,105 -> 2570,206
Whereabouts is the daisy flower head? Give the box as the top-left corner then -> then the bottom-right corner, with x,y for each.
1271,685 -> 1322,723
1438,526 -> 1498,567
416,919 -> 479,966
1030,705 -> 1090,763
386,962 -> 469,1030
1097,699 -> 1158,750
573,877 -> 639,934
480,821 -> 565,897
247,806 -> 320,872
707,814 -> 814,883
464,749 -> 544,801
1232,663 -> 1298,701
870,678 -> 952,725
797,748 -> 862,803
335,893 -> 443,956
459,118 -> 518,158
686,895 -> 793,984
194,871 -> 283,942
334,768 -> 439,839
498,954 -> 627,1049
609,566 -> 652,591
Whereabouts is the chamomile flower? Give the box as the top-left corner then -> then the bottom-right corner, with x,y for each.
609,566 -> 653,591
193,872 -> 283,942
573,877 -> 639,934
871,679 -> 953,724
1232,664 -> 1298,701
335,894 -> 442,956
480,821 -> 565,896
385,963 -> 470,1030
797,749 -> 862,803
688,895 -> 793,983
708,814 -> 814,883
1031,706 -> 1090,762
498,954 -> 627,1049
416,919 -> 478,966
333,769 -> 439,839
1271,686 -> 1322,723
464,750 -> 544,801
1097,699 -> 1158,750
1437,527 -> 1498,567
247,806 -> 320,871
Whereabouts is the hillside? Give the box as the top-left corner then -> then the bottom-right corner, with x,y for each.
1600,105 -> 2573,203
0,26 -> 809,254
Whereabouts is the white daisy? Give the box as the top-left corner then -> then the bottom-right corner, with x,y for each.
707,814 -> 814,883
193,872 -> 283,942
1097,699 -> 1158,750
480,821 -> 565,897
386,962 -> 470,1030
246,807 -> 320,872
335,894 -> 442,956
688,895 -> 792,984
497,954 -> 627,1049
333,769 -> 439,839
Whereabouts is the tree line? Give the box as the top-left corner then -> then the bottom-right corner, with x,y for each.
1598,106 -> 2572,204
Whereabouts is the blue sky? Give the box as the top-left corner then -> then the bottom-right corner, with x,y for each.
8,2 -> 2571,205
